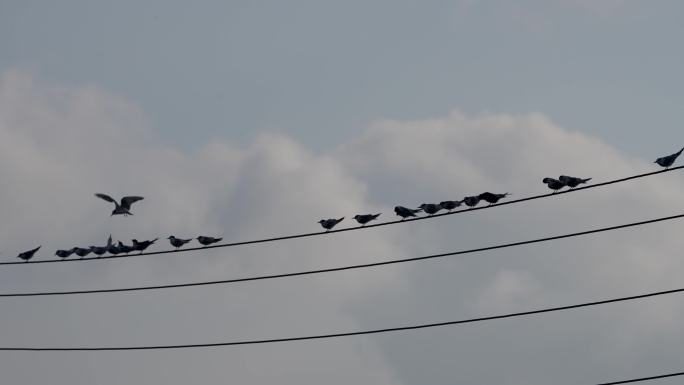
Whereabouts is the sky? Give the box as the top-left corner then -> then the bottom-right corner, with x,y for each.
1,1 -> 684,384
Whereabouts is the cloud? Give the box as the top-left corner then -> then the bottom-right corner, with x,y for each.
1,71 -> 683,385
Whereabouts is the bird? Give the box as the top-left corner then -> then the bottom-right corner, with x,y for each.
419,203 -> 443,215
558,175 -> 592,189
318,217 -> 344,231
542,177 -> 566,193
17,246 -> 41,262
105,235 -> 121,255
439,200 -> 462,212
167,236 -> 193,249
654,147 -> 684,169
91,245 -> 108,257
55,249 -> 74,260
117,241 -> 134,254
73,246 -> 93,258
353,213 -> 381,226
132,238 -> 158,253
94,193 -> 144,216
462,196 -> 481,208
394,206 -> 422,220
478,192 -> 510,206
197,236 -> 222,246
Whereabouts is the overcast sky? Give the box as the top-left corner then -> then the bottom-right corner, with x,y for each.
1,1 -> 684,384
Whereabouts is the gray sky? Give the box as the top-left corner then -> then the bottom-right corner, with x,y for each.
1,1 -> 684,385
1,0 -> 682,154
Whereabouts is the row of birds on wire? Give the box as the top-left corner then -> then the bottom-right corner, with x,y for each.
8,146 -> 684,262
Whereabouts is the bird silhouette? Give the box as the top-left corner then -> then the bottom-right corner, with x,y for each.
654,147 -> 684,169
394,206 -> 422,220
419,203 -> 443,215
462,196 -> 481,208
168,236 -> 193,249
542,177 -> 566,193
439,200 -> 462,212
17,246 -> 41,262
132,238 -> 158,253
478,192 -> 510,206
91,245 -> 108,257
318,217 -> 344,231
117,241 -> 134,254
94,193 -> 144,216
197,236 -> 222,246
105,235 -> 121,255
55,249 -> 74,260
558,175 -> 592,189
353,213 -> 381,226
73,246 -> 93,258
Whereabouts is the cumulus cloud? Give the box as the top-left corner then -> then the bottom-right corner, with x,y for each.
1,71 -> 683,385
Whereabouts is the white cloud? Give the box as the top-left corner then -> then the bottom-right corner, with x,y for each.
1,71 -> 683,385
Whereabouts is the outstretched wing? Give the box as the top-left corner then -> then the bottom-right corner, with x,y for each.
121,196 -> 144,209
95,193 -> 116,203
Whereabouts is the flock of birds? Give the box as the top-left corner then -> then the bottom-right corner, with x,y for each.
10,146 -> 684,262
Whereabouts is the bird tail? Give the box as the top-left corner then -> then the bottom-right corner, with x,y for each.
582,178 -> 592,183
373,213 -> 382,218
338,217 -> 345,222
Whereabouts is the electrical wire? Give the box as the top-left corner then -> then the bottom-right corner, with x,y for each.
597,370 -> 684,384
1,212 -> 682,297
3,166 -> 682,266
0,284 -> 682,351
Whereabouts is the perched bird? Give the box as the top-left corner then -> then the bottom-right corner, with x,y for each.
55,249 -> 74,260
318,217 -> 344,231
106,235 -> 121,255
197,236 -> 222,246
542,177 -> 566,193
94,193 -> 144,216
117,241 -> 134,254
91,245 -> 108,257
394,206 -> 422,220
168,236 -> 193,249
419,203 -> 443,215
353,213 -> 381,226
17,246 -> 41,262
654,147 -> 684,169
558,175 -> 592,189
439,200 -> 462,212
132,238 -> 158,253
478,192 -> 510,206
73,246 -> 93,258
462,196 -> 481,208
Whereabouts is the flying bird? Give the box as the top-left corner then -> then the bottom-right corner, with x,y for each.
478,192 -> 510,206
558,175 -> 592,189
394,206 -> 422,220
318,217 -> 344,231
654,147 -> 684,169
197,236 -> 222,246
132,238 -> 158,253
73,246 -> 93,258
353,213 -> 381,226
94,193 -> 144,216
462,196 -> 481,208
17,246 -> 41,262
439,200 -> 462,212
167,236 -> 193,249
55,249 -> 74,260
542,177 -> 566,193
419,203 -> 443,215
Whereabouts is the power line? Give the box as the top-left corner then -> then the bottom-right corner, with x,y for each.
597,371 -> 684,384
3,166 -> 682,266
1,212 -> 682,297
0,284 -> 682,351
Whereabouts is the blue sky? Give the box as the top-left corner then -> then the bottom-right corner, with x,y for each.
1,0 -> 682,156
